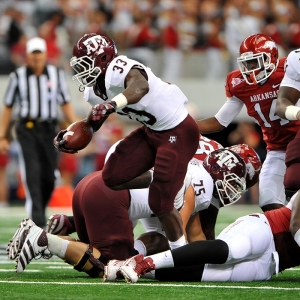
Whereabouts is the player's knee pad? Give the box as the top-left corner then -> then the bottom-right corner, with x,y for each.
259,186 -> 285,207
154,149 -> 178,182
284,163 -> 300,192
148,150 -> 178,214
202,264 -> 233,282
73,245 -> 105,278
225,234 -> 252,262
231,262 -> 258,281
148,183 -> 174,215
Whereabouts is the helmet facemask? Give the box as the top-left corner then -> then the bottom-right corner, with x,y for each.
214,174 -> 246,206
70,56 -> 101,89
237,51 -> 277,85
203,148 -> 247,206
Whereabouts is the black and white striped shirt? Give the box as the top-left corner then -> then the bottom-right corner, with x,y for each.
4,64 -> 71,121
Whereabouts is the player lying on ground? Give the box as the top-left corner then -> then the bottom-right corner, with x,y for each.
7,148 -> 249,277
48,145 -> 252,248
104,138 -> 260,240
103,191 -> 300,283
49,145 -> 252,245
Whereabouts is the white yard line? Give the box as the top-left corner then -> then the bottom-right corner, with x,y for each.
0,270 -> 40,272
0,280 -> 299,290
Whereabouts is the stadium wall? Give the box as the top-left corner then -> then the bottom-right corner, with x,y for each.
0,76 -> 251,121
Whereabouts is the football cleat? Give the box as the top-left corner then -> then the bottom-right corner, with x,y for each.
120,254 -> 155,283
7,218 -> 35,260
103,259 -> 124,282
15,224 -> 49,273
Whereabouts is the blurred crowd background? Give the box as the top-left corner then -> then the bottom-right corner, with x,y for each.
1,0 -> 300,79
1,0 -> 300,207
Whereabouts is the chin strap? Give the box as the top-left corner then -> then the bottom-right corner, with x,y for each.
73,245 -> 105,278
249,73 -> 258,85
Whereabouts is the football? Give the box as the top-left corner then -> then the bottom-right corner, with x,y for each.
63,120 -> 93,151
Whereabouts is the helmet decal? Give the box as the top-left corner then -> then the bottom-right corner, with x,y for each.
83,35 -> 107,55
215,149 -> 242,170
228,143 -> 261,189
246,162 -> 256,180
203,149 -> 247,206
262,40 -> 277,51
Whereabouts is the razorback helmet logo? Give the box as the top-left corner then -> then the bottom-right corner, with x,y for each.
262,40 -> 277,51
228,144 -> 261,189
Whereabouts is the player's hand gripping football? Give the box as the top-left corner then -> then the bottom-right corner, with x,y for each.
46,214 -> 75,236
53,129 -> 78,154
91,100 -> 117,121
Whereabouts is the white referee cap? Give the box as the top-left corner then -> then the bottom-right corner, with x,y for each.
26,37 -> 47,53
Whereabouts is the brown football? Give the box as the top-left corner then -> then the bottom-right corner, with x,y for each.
63,120 -> 93,151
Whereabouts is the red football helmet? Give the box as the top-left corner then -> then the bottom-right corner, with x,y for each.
203,149 -> 247,206
70,33 -> 117,90
228,144 -> 261,189
237,33 -> 279,85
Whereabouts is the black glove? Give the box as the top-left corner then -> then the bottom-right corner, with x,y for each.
53,129 -> 78,154
91,100 -> 117,121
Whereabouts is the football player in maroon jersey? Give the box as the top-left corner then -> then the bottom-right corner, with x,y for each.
104,137 -> 259,241
196,33 -> 300,212
53,33 -> 199,251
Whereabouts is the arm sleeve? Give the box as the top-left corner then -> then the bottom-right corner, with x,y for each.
214,97 -> 244,127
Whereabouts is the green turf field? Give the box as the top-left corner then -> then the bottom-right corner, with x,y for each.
1,205 -> 300,299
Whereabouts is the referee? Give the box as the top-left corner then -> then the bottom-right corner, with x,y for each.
0,37 -> 78,227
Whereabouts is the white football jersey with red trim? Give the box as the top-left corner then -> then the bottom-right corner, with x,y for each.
192,134 -> 223,163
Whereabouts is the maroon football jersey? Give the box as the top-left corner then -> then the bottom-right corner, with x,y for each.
225,58 -> 300,151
